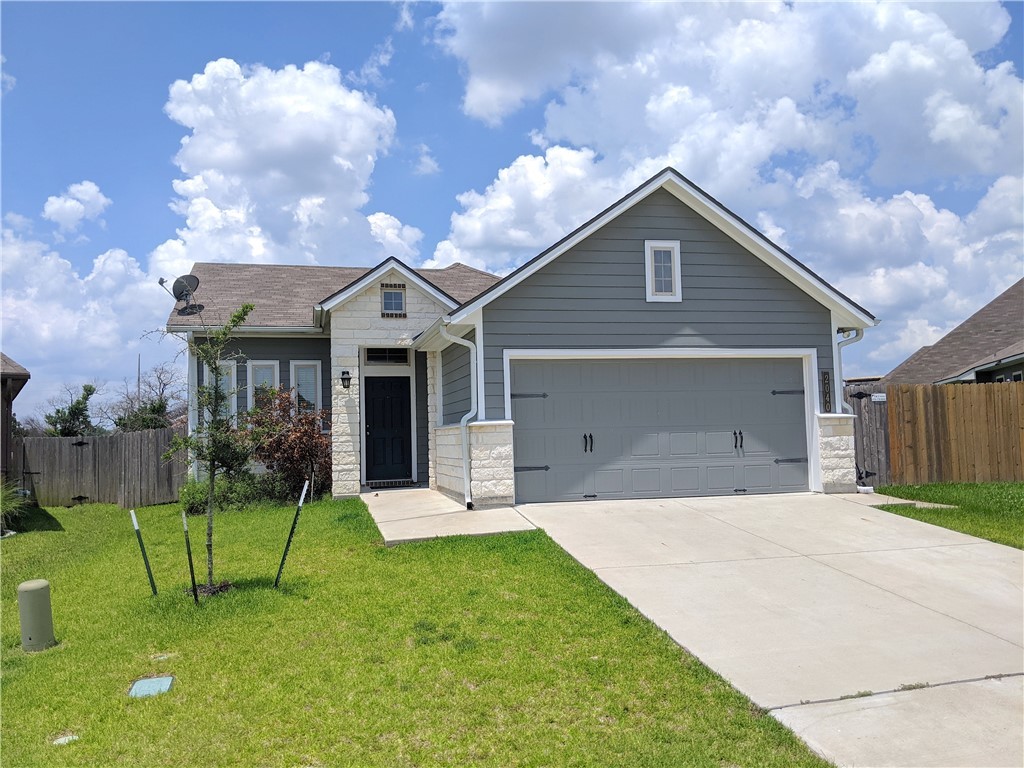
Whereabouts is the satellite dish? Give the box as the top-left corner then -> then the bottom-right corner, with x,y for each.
172,274 -> 200,302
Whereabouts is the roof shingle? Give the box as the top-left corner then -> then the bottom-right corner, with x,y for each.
164,261 -> 500,329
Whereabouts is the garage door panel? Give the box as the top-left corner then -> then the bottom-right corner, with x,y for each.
630,432 -> 661,458
671,466 -> 701,493
594,469 -> 624,494
707,465 -> 737,492
741,464 -> 774,491
669,432 -> 698,456
511,358 -> 809,503
706,430 -> 736,456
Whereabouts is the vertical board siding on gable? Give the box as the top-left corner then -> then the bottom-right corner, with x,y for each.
441,329 -> 475,424
196,337 -> 331,415
481,189 -> 835,419
415,351 -> 429,480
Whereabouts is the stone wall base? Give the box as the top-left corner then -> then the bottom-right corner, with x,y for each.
818,413 -> 857,494
431,421 -> 515,507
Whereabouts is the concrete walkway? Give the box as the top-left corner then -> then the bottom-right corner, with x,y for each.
362,488 -> 534,545
516,493 -> 1024,768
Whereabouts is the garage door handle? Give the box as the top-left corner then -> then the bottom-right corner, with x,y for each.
733,430 -> 738,449
583,433 -> 588,453
739,430 -> 744,449
589,433 -> 594,453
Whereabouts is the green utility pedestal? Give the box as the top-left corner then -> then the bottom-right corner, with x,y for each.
18,579 -> 56,652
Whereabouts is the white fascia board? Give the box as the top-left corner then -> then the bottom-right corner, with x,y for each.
318,258 -> 458,313
449,169 -> 876,330
413,316 -> 475,352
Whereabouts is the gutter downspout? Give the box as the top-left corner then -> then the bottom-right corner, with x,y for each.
836,328 -> 865,414
439,321 -> 478,509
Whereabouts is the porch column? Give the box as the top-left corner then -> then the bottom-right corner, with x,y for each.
817,413 -> 856,493
331,341 -> 361,497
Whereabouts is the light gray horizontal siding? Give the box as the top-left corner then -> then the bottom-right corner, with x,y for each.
482,188 -> 835,418
440,329 -> 475,424
197,337 -> 331,415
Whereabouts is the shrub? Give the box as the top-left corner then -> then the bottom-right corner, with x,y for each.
179,479 -> 210,516
1,481 -> 31,531
247,389 -> 331,500
179,470 -> 295,515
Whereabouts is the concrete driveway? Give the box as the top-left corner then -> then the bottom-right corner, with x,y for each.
516,493 -> 1023,768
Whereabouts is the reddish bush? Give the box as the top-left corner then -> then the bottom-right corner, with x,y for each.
246,388 -> 331,500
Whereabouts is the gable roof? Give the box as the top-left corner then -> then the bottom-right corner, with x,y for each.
882,279 -> 1024,384
165,261 -> 499,331
447,167 -> 877,330
318,257 -> 458,313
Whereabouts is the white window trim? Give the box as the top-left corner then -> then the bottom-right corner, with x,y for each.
289,360 -> 323,414
644,239 -> 682,302
202,360 -> 238,419
247,360 -> 280,410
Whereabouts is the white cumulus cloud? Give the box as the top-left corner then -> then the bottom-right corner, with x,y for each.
41,180 -> 112,234
150,58 -> 410,279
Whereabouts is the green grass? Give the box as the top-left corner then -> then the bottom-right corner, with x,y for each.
877,482 -> 1024,549
1,499 -> 829,767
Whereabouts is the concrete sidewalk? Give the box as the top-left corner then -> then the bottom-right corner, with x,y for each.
517,493 -> 1024,768
362,488 -> 534,545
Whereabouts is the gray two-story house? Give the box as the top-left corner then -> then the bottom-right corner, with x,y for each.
167,168 -> 876,507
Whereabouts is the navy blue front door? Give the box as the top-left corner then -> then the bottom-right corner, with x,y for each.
366,377 -> 412,482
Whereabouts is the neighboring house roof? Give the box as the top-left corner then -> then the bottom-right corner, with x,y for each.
935,339 -> 1024,384
0,353 -> 30,380
165,261 -> 499,330
1,352 -> 31,402
446,167 -> 877,330
881,278 -> 1024,384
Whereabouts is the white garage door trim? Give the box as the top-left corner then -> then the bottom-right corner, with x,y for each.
502,348 -> 823,493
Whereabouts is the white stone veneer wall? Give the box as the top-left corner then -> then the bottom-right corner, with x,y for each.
329,269 -> 450,498
434,425 -> 465,503
432,421 -> 515,508
468,421 -> 514,507
818,413 -> 857,493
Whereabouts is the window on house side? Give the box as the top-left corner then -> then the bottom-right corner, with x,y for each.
1012,371 -> 1023,382
202,360 -> 237,422
290,361 -> 321,414
248,361 -> 279,410
644,240 -> 682,302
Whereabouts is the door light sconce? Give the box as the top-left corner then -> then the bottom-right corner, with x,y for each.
340,370 -> 352,389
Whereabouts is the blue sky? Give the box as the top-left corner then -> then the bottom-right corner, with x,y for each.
2,1 -> 1022,420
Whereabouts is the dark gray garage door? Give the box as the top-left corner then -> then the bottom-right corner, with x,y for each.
511,358 -> 808,503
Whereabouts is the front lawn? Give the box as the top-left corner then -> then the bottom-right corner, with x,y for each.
877,482 -> 1024,549
1,499 -> 827,767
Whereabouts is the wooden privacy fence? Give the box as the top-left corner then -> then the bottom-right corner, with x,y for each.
9,427 -> 187,509
886,382 -> 1024,485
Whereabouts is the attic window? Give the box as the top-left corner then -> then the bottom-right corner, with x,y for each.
644,240 -> 681,302
381,283 -> 406,318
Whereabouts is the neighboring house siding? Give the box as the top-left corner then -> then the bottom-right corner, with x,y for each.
979,362 -> 1024,382
480,189 -> 835,419
196,337 -> 331,414
441,329 -> 475,424
415,351 -> 429,480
